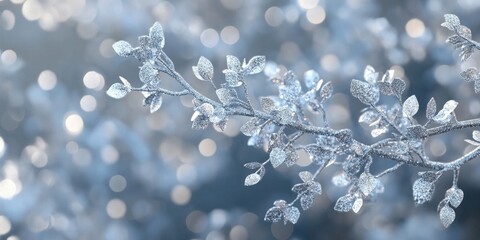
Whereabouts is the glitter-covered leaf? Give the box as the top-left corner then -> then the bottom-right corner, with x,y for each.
432,100 -> 458,124
441,14 -> 460,31
445,187 -> 464,208
149,22 -> 165,49
216,88 -> 237,104
270,147 -> 287,168
352,198 -> 363,213
260,97 -> 276,113
320,81 -> 333,100
358,172 -> 377,196
439,205 -> 455,228
413,178 -> 435,205
143,92 -> 163,113
240,118 -> 259,136
107,83 -> 130,99
403,95 -> 419,118
193,56 -> 214,81
244,173 -> 262,186
112,41 -> 133,57
264,207 -> 283,223
351,79 -> 379,105
244,56 -> 266,75
426,97 -> 436,120
284,206 -> 300,224
334,194 -> 355,212
460,67 -> 479,82
391,78 -> 406,98
139,62 -> 157,83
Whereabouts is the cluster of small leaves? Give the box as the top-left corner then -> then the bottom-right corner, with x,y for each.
108,17 -> 480,229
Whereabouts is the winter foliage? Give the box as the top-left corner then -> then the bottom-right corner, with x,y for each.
108,14 -> 480,229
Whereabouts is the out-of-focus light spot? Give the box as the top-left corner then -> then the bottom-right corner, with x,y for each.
206,231 -> 224,240
220,26 -> 239,45
10,0 -> 25,4
220,0 -> 243,10
405,18 -> 425,38
279,42 -> 300,61
210,209 -> 227,228
106,199 -> 127,219
321,54 -> 339,72
296,150 -> 312,167
0,216 -> 11,235
1,10 -> 15,30
101,145 -> 119,164
298,0 -> 319,9
1,50 -> 17,66
38,13 -> 58,31
37,70 -> 57,91
430,139 -> 446,157
80,95 -> 97,112
200,28 -> 219,48
222,119 -> 240,137
306,6 -> 326,25
6,236 -> 19,240
109,175 -> 127,192
83,71 -> 105,90
0,136 -> 5,158
176,164 -> 197,184
199,138 -> 217,157
469,100 -> 480,115
284,6 -> 299,23
171,185 -> 191,205
100,38 -> 115,58
64,113 -> 84,135
434,65 -> 455,86
22,0 -> 43,21
265,7 -> 284,27
186,211 -> 208,233
0,179 -> 17,199
66,141 -> 79,154
76,22 -> 99,39
271,221 -> 293,240
26,146 -> 48,168
230,225 -> 248,240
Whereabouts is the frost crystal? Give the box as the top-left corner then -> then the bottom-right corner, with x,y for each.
334,194 -> 355,212
107,83 -> 130,99
413,178 -> 435,205
270,147 -> 286,168
402,95 -> 419,117
244,173 -> 262,186
112,41 -> 133,57
445,187 -> 464,208
439,206 -> 455,228
358,172 -> 377,196
193,56 -> 214,81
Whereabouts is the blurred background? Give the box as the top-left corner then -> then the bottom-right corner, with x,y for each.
1,0 -> 480,239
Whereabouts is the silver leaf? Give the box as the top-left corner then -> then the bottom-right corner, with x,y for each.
106,83 -> 130,99
112,41 -> 133,57
439,205 -> 455,228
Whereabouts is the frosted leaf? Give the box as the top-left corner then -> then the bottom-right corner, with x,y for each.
406,125 -> 427,139
352,198 -> 363,213
216,88 -> 237,104
391,78 -> 406,98
211,107 -> 227,123
284,206 -> 300,224
445,187 -> 464,208
270,147 -> 286,168
244,173 -> 262,186
284,146 -> 299,167
382,69 -> 394,83
403,95 -> 419,117
343,155 -> 363,176
197,103 -> 214,116
473,130 -> 480,142
274,107 -> 295,124
359,111 -> 379,124
244,56 -> 266,75
332,172 -> 351,187
320,81 -> 333,100
350,79 -> 379,105
299,171 -> 313,182
264,207 -> 283,222
279,81 -> 302,102
149,22 -> 165,49
226,55 -> 241,72
244,162 -> 261,169
191,114 -> 209,129
439,206 -> 455,228
364,65 -> 378,84
260,97 -> 276,113
309,181 -> 322,195
139,62 -> 157,83
426,97 -> 436,120
378,82 -> 392,95
118,76 -> 132,89
292,183 -> 308,194
432,100 -> 458,124
107,83 -> 130,99
460,67 -> 479,82
300,194 -> 314,210
359,172 -> 377,196
458,25 -> 472,39
304,70 -> 320,89
334,194 -> 355,212
240,118 -> 259,136
193,56 -> 214,81
446,35 -> 462,45
223,69 -> 243,87
441,14 -> 460,31
413,178 -> 435,205
112,41 -> 133,57
143,92 -> 162,113
304,144 -> 335,166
